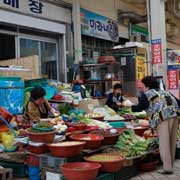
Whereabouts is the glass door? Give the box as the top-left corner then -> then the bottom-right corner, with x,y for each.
19,37 -> 58,80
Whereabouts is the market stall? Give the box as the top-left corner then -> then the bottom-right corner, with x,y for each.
0,75 -> 163,180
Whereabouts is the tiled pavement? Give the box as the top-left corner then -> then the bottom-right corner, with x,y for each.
130,160 -> 180,180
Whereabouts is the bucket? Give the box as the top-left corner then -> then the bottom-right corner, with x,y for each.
27,166 -> 40,180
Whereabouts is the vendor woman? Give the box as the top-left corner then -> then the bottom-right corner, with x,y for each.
23,87 -> 60,123
106,83 -> 124,111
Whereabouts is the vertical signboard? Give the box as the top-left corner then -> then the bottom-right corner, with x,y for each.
168,70 -> 178,90
136,56 -> 147,88
151,39 -> 162,64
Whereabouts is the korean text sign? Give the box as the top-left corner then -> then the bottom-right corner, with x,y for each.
152,39 -> 162,64
168,70 -> 178,90
80,8 -> 119,42
2,0 -> 43,14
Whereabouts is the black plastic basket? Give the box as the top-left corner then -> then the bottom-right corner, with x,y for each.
0,160 -> 27,177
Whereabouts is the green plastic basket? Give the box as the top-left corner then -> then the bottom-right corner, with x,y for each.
108,122 -> 126,128
25,78 -> 47,87
96,173 -> 115,180
176,148 -> 180,159
0,76 -> 21,81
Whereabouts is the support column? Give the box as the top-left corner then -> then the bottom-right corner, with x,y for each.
73,0 -> 82,63
147,0 -> 167,85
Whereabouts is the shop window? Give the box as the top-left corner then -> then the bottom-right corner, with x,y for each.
20,38 -> 58,80
40,42 -> 57,80
0,33 -> 15,60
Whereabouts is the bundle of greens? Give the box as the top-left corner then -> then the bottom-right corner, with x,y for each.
114,129 -> 158,157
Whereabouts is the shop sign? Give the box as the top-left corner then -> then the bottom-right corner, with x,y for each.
136,56 -> 147,88
168,70 -> 178,90
0,0 -> 71,23
167,50 -> 180,65
80,8 -> 119,42
151,39 -> 162,64
129,24 -> 148,42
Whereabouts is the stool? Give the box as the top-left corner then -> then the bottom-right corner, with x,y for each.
0,168 -> 13,180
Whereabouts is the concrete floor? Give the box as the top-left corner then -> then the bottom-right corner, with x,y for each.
131,160 -> 180,180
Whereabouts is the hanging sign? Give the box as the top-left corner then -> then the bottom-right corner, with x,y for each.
152,39 -> 162,64
168,69 -> 178,90
136,56 -> 147,88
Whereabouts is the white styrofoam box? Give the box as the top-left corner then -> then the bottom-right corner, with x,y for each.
46,172 -> 63,180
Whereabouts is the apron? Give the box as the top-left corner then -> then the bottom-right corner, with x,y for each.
25,98 -> 49,120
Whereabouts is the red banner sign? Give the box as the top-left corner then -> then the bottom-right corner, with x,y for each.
152,39 -> 162,64
168,70 -> 178,90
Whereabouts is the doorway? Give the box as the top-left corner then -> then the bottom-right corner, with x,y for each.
0,33 -> 15,60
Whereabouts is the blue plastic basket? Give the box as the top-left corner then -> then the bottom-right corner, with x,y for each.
0,80 -> 24,114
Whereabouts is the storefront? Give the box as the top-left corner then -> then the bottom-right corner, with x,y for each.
80,8 -> 119,62
0,0 -> 71,82
167,50 -> 180,98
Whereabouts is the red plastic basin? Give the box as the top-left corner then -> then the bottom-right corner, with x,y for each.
89,129 -> 120,145
73,122 -> 87,131
27,128 -> 56,143
138,161 -> 158,171
47,141 -> 86,158
27,144 -> 49,154
84,153 -> 124,173
70,134 -> 104,150
133,127 -> 149,137
61,162 -> 101,180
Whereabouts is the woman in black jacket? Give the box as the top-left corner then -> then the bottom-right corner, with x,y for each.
106,83 -> 124,111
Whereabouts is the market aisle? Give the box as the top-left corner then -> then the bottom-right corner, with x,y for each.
130,160 -> 180,180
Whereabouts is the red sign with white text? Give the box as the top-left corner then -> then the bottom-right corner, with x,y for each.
168,70 -> 178,90
152,39 -> 162,64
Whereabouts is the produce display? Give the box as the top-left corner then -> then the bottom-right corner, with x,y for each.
77,115 -> 111,129
143,129 -> 158,139
93,106 -> 124,121
86,154 -> 122,162
114,129 -> 158,157
85,112 -> 104,118
118,108 -> 147,119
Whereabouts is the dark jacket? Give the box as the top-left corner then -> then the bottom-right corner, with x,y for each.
131,91 -> 149,112
106,93 -> 124,111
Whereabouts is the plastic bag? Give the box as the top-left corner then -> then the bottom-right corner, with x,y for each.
1,132 -> 14,149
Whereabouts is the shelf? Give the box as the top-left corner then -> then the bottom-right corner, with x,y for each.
80,63 -> 106,67
80,62 -> 119,68
84,78 -> 121,84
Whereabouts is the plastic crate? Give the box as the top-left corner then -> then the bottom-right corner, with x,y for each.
39,154 -> 83,173
176,148 -> 180,159
0,160 -> 27,177
0,76 -> 21,81
26,154 -> 40,167
108,122 -> 126,128
25,78 -> 48,87
96,173 -> 115,180
0,80 -> 24,114
115,165 -> 138,180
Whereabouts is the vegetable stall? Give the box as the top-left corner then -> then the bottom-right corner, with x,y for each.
0,77 -> 163,180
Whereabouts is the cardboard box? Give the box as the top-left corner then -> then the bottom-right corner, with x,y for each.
0,55 -> 40,80
79,98 -> 100,113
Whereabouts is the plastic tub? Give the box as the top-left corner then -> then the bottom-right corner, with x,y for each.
47,141 -> 86,158
84,153 -> 124,173
61,162 -> 101,180
70,134 -> 104,149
